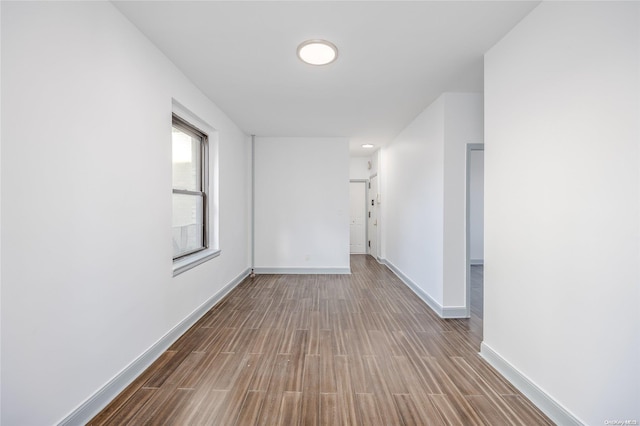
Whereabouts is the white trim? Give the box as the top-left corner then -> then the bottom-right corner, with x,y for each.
470,258 -> 484,265
172,99 -> 216,138
57,268 -> 251,426
173,248 -> 221,277
480,342 -> 585,426
442,306 -> 469,318
381,259 -> 467,319
253,267 -> 351,275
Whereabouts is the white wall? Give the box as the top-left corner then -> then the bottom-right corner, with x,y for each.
370,149 -> 380,177
383,93 -> 482,314
1,2 -> 249,425
484,2 -> 639,424
443,93 -> 483,307
384,96 -> 445,304
254,137 -> 350,272
0,3 -> 3,419
371,149 -> 384,259
469,149 -> 484,263
349,156 -> 370,180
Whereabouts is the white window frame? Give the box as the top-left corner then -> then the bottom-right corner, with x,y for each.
172,100 -> 220,276
172,114 -> 208,259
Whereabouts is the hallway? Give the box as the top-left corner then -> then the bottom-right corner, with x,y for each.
91,255 -> 551,425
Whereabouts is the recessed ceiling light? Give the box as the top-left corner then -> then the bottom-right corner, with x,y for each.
297,39 -> 338,66
362,144 -> 375,149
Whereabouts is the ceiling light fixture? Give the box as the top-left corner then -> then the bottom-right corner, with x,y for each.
297,39 -> 338,66
362,144 -> 374,149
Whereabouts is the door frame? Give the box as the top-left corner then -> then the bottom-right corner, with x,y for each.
350,179 -> 369,255
367,173 -> 379,258
465,143 -> 484,318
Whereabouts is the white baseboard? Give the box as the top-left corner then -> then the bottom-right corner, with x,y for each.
470,258 -> 484,265
480,342 -> 584,426
442,306 -> 469,318
253,267 -> 350,275
57,267 -> 251,426
380,259 -> 467,319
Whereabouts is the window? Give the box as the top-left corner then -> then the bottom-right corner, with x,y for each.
172,114 -> 208,260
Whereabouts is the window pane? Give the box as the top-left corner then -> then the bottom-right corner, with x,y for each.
172,126 -> 201,191
172,193 -> 204,257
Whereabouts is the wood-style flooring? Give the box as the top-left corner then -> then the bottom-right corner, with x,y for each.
91,255 -> 552,425
470,264 -> 484,339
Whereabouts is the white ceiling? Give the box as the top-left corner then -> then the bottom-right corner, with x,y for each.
113,1 -> 539,156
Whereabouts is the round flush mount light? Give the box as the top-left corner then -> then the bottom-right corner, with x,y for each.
362,144 -> 375,149
297,39 -> 338,66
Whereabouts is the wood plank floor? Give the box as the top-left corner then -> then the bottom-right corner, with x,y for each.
470,264 -> 484,341
91,255 -> 552,425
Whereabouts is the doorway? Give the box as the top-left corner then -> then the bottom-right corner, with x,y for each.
349,180 -> 367,254
368,175 -> 379,258
466,144 -> 484,332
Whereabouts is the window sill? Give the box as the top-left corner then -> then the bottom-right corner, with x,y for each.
173,248 -> 221,277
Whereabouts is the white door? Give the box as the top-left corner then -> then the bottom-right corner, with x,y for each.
349,181 -> 367,254
368,176 -> 378,258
